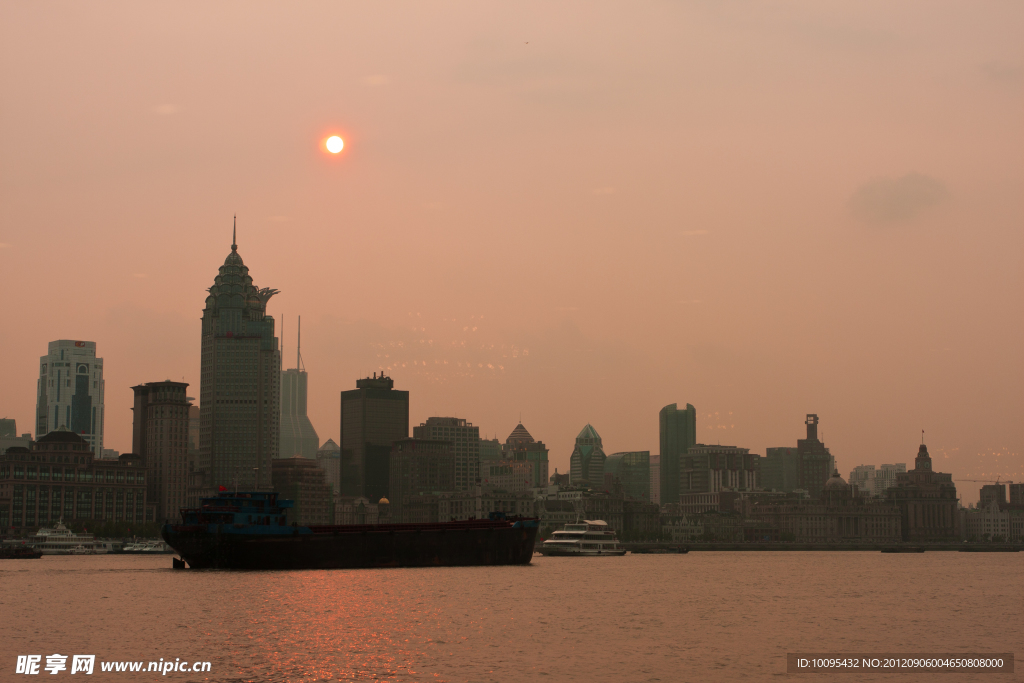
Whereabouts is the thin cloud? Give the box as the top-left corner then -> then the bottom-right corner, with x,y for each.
0,242 -> 11,248
849,173 -> 948,224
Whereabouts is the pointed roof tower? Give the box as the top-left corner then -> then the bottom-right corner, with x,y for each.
506,422 -> 534,446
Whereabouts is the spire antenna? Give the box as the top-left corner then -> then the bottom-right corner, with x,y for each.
232,215 -> 237,251
298,315 -> 303,372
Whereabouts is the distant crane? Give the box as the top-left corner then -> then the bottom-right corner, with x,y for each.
959,477 -> 1014,485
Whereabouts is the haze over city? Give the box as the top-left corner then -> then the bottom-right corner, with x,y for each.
1,2 -> 1021,504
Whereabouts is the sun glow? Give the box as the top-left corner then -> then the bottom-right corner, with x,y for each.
326,136 -> 344,153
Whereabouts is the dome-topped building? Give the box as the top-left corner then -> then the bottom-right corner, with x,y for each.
194,220 -> 282,501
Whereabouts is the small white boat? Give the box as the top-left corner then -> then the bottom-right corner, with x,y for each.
537,520 -> 627,556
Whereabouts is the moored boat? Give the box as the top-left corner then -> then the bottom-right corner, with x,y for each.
537,520 -> 627,556
0,546 -> 44,559
162,491 -> 539,570
24,520 -> 102,555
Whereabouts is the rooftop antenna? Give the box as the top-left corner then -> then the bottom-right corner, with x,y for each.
921,430 -> 925,445
281,314 -> 285,369
232,215 -> 237,251
298,315 -> 304,372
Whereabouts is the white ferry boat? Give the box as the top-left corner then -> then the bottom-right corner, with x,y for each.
27,520 -> 101,555
538,520 -> 627,556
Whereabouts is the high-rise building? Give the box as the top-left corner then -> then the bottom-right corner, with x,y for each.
0,419 -> 32,456
339,374 -> 409,499
388,438 -> 454,522
765,414 -> 835,498
194,225 -> 281,502
501,422 -> 549,489
649,454 -> 661,504
278,316 -> 319,459
36,340 -> 105,455
413,417 -> 480,491
569,424 -> 606,488
979,484 -> 1007,507
479,437 -> 503,463
659,403 -> 696,505
604,451 -> 651,500
1010,483 -> 1024,504
848,465 -> 876,494
132,381 -> 191,522
316,439 -> 341,494
679,445 -> 760,494
874,463 -> 906,497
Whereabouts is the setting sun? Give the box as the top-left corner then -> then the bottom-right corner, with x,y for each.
326,136 -> 344,153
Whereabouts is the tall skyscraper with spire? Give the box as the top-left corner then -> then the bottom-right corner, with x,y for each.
279,315 -> 320,459
192,221 -> 281,502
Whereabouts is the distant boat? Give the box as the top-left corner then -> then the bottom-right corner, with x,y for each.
881,547 -> 925,553
537,520 -> 627,556
24,520 -> 102,555
0,546 -> 44,560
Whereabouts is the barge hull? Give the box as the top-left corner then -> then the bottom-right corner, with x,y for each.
163,522 -> 538,570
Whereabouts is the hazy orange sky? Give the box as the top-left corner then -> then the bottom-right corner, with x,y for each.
2,2 -> 1021,503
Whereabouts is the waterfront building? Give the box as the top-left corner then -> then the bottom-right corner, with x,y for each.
279,316 -> 319,459
604,451 -> 651,500
569,424 -> 606,488
413,417 -> 479,492
749,471 -> 901,543
271,456 -> 333,525
99,449 -> 119,460
502,422 -> 549,489
764,414 -> 835,498
339,374 -> 409,499
680,445 -> 760,494
979,484 -> 1007,507
193,227 -> 282,503
0,430 -> 153,530
659,403 -> 696,506
649,454 -> 660,504
333,496 -> 386,525
388,438 -> 454,522
960,501 -> 1014,541
874,463 -> 906,497
36,340 -> 105,456
132,381 -> 191,522
0,419 -> 15,438
885,443 -> 958,542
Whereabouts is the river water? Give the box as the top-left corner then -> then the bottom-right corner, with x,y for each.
1,553 -> 1018,682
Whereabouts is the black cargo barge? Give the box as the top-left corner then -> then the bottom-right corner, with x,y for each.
162,491 -> 539,570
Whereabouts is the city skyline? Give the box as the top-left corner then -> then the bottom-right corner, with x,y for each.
1,3 -> 1020,505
